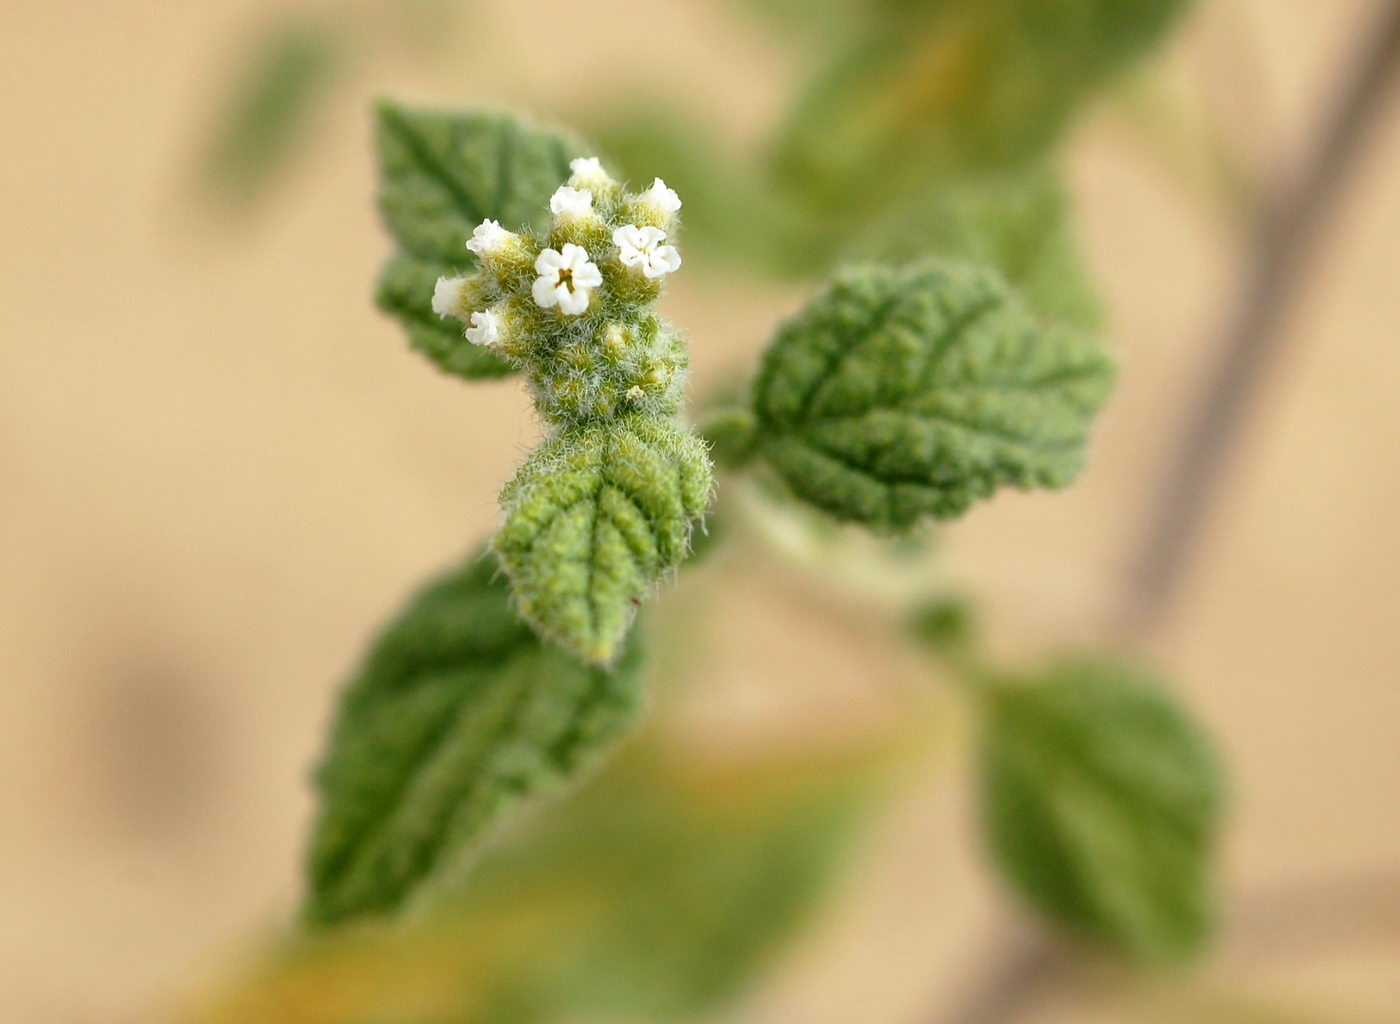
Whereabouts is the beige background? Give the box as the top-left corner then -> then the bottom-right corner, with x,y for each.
2,0 -> 1398,1021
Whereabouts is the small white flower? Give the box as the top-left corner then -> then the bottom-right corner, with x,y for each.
635,177 -> 681,215
432,276 -> 467,319
465,218 -> 515,257
613,224 -> 681,279
549,185 -> 594,220
532,243 -> 603,315
568,156 -> 611,187
625,385 -> 646,401
465,309 -> 502,347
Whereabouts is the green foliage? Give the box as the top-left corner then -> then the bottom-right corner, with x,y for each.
844,167 -> 1102,332
494,416 -> 710,666
752,261 -> 1114,531
207,735 -> 903,1024
979,659 -> 1223,962
373,101 -> 585,379
303,551 -> 645,928
772,0 -> 1195,215
198,17 -> 345,206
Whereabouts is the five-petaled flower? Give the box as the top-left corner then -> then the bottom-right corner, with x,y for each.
465,218 -> 515,257
613,224 -> 681,279
549,186 -> 594,220
465,309 -> 502,347
636,177 -> 681,216
532,243 -> 602,315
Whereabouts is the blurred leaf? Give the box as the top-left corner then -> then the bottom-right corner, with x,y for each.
772,0 -> 1195,218
199,730 -> 911,1023
752,262 -> 1114,531
198,16 -> 345,206
979,659 -> 1224,962
304,549 -> 645,927
374,102 -> 585,379
377,254 -> 514,378
493,416 -> 711,666
844,167 -> 1102,331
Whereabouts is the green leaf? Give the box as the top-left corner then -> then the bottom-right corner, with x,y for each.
493,415 -> 711,665
373,101 -> 585,378
844,168 -> 1102,332
979,660 -> 1223,962
303,549 -> 645,927
197,16 -> 345,207
752,261 -> 1114,531
207,730 -> 907,1024
376,254 -> 513,379
772,0 -> 1193,216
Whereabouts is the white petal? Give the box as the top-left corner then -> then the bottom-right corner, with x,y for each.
532,276 -> 560,308
639,225 -> 667,246
465,310 -> 501,347
570,156 -> 603,177
535,247 -> 565,275
549,186 -> 593,218
558,242 -> 590,270
573,260 -> 603,289
655,244 -> 681,273
557,288 -> 590,315
432,276 -> 465,318
639,177 -> 681,214
465,219 -> 512,256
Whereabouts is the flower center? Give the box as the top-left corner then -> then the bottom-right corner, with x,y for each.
555,267 -> 574,293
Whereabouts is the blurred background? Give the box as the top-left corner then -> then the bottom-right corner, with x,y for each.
3,0 -> 1399,1021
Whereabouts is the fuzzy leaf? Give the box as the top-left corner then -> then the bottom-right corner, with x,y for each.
980,660 -> 1223,962
373,101 -> 585,378
752,262 -> 1114,531
303,551 -> 645,927
493,416 -> 710,665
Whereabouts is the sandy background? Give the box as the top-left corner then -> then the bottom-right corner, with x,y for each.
2,0 -> 1398,1020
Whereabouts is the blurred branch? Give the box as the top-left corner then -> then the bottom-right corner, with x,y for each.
935,3 -> 1400,1020
1119,0 -> 1400,636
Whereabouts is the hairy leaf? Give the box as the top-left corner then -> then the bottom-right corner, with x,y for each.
980,660 -> 1223,962
373,101 -> 584,378
752,262 -> 1114,531
304,551 -> 645,927
493,415 -> 711,665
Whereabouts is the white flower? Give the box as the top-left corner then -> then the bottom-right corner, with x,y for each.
568,156 -> 611,187
532,243 -> 602,315
432,276 -> 467,319
465,218 -> 515,257
465,309 -> 502,347
635,177 -> 681,215
613,224 -> 681,279
625,385 -> 646,401
549,185 -> 594,220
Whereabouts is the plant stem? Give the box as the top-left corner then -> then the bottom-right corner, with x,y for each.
1118,0 -> 1400,638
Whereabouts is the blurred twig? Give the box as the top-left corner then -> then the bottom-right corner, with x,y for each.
936,3 -> 1400,1021
1119,0 -> 1400,636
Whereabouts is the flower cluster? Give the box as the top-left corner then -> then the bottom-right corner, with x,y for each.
432,158 -> 687,424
